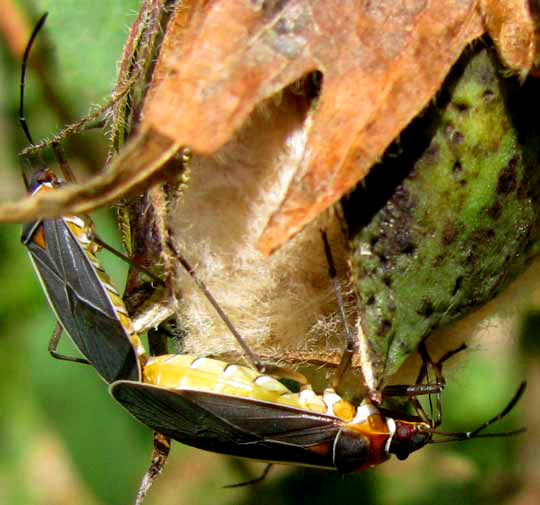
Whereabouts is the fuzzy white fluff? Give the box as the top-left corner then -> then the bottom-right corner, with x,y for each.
168,89 -> 355,367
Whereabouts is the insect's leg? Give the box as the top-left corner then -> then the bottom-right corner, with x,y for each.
416,341 -> 467,427
415,341 -> 466,387
381,383 -> 443,398
381,342 -> 467,424
134,432 -> 171,505
91,234 -> 163,285
381,383 -> 443,424
20,63 -> 142,158
50,141 -> 76,182
165,234 -> 266,373
223,463 -> 273,488
320,230 -> 355,393
147,328 -> 169,356
407,342 -> 444,424
380,343 -> 466,398
131,329 -> 172,505
48,322 -> 90,365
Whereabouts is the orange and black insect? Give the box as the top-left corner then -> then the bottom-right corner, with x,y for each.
19,13 -> 148,383
110,236 -> 526,502
112,342 -> 525,475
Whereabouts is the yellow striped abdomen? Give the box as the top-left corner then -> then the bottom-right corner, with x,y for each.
143,355 -> 330,414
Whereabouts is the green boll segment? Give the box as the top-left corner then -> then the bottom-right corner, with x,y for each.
344,46 -> 540,387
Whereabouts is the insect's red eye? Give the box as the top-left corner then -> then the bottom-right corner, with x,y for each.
397,424 -> 413,439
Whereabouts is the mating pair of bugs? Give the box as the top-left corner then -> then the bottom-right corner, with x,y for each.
18,13 -> 526,505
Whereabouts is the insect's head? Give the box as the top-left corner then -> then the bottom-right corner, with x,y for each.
388,420 -> 432,460
389,381 -> 527,461
25,166 -> 60,193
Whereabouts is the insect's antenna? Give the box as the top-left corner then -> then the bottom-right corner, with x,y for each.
320,230 -> 355,391
19,13 -> 49,191
430,381 -> 527,443
20,13 -> 49,147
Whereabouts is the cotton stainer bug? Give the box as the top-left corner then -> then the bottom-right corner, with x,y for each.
109,235 -> 526,504
18,13 -> 159,384
112,338 -> 526,497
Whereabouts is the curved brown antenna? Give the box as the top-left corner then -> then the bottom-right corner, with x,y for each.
429,381 -> 526,443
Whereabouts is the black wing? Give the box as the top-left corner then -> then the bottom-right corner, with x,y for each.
22,218 -> 140,383
111,382 -> 343,469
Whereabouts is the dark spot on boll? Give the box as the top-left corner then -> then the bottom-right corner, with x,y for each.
397,340 -> 412,353
423,143 -> 440,164
452,100 -> 469,112
452,161 -> 463,173
487,200 -> 503,220
417,299 -> 434,318
386,227 -> 416,257
432,254 -> 444,267
497,155 -> 519,194
444,124 -> 465,146
377,319 -> 392,337
482,89 -> 496,101
401,243 -> 416,255
442,221 -> 459,246
476,58 -> 498,86
274,17 -> 293,35
517,177 -> 529,200
451,131 -> 464,146
378,252 -> 389,265
452,276 -> 463,296
390,186 -> 416,214
466,228 -> 497,264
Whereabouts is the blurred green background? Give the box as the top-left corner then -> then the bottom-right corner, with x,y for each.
0,1 -> 537,505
